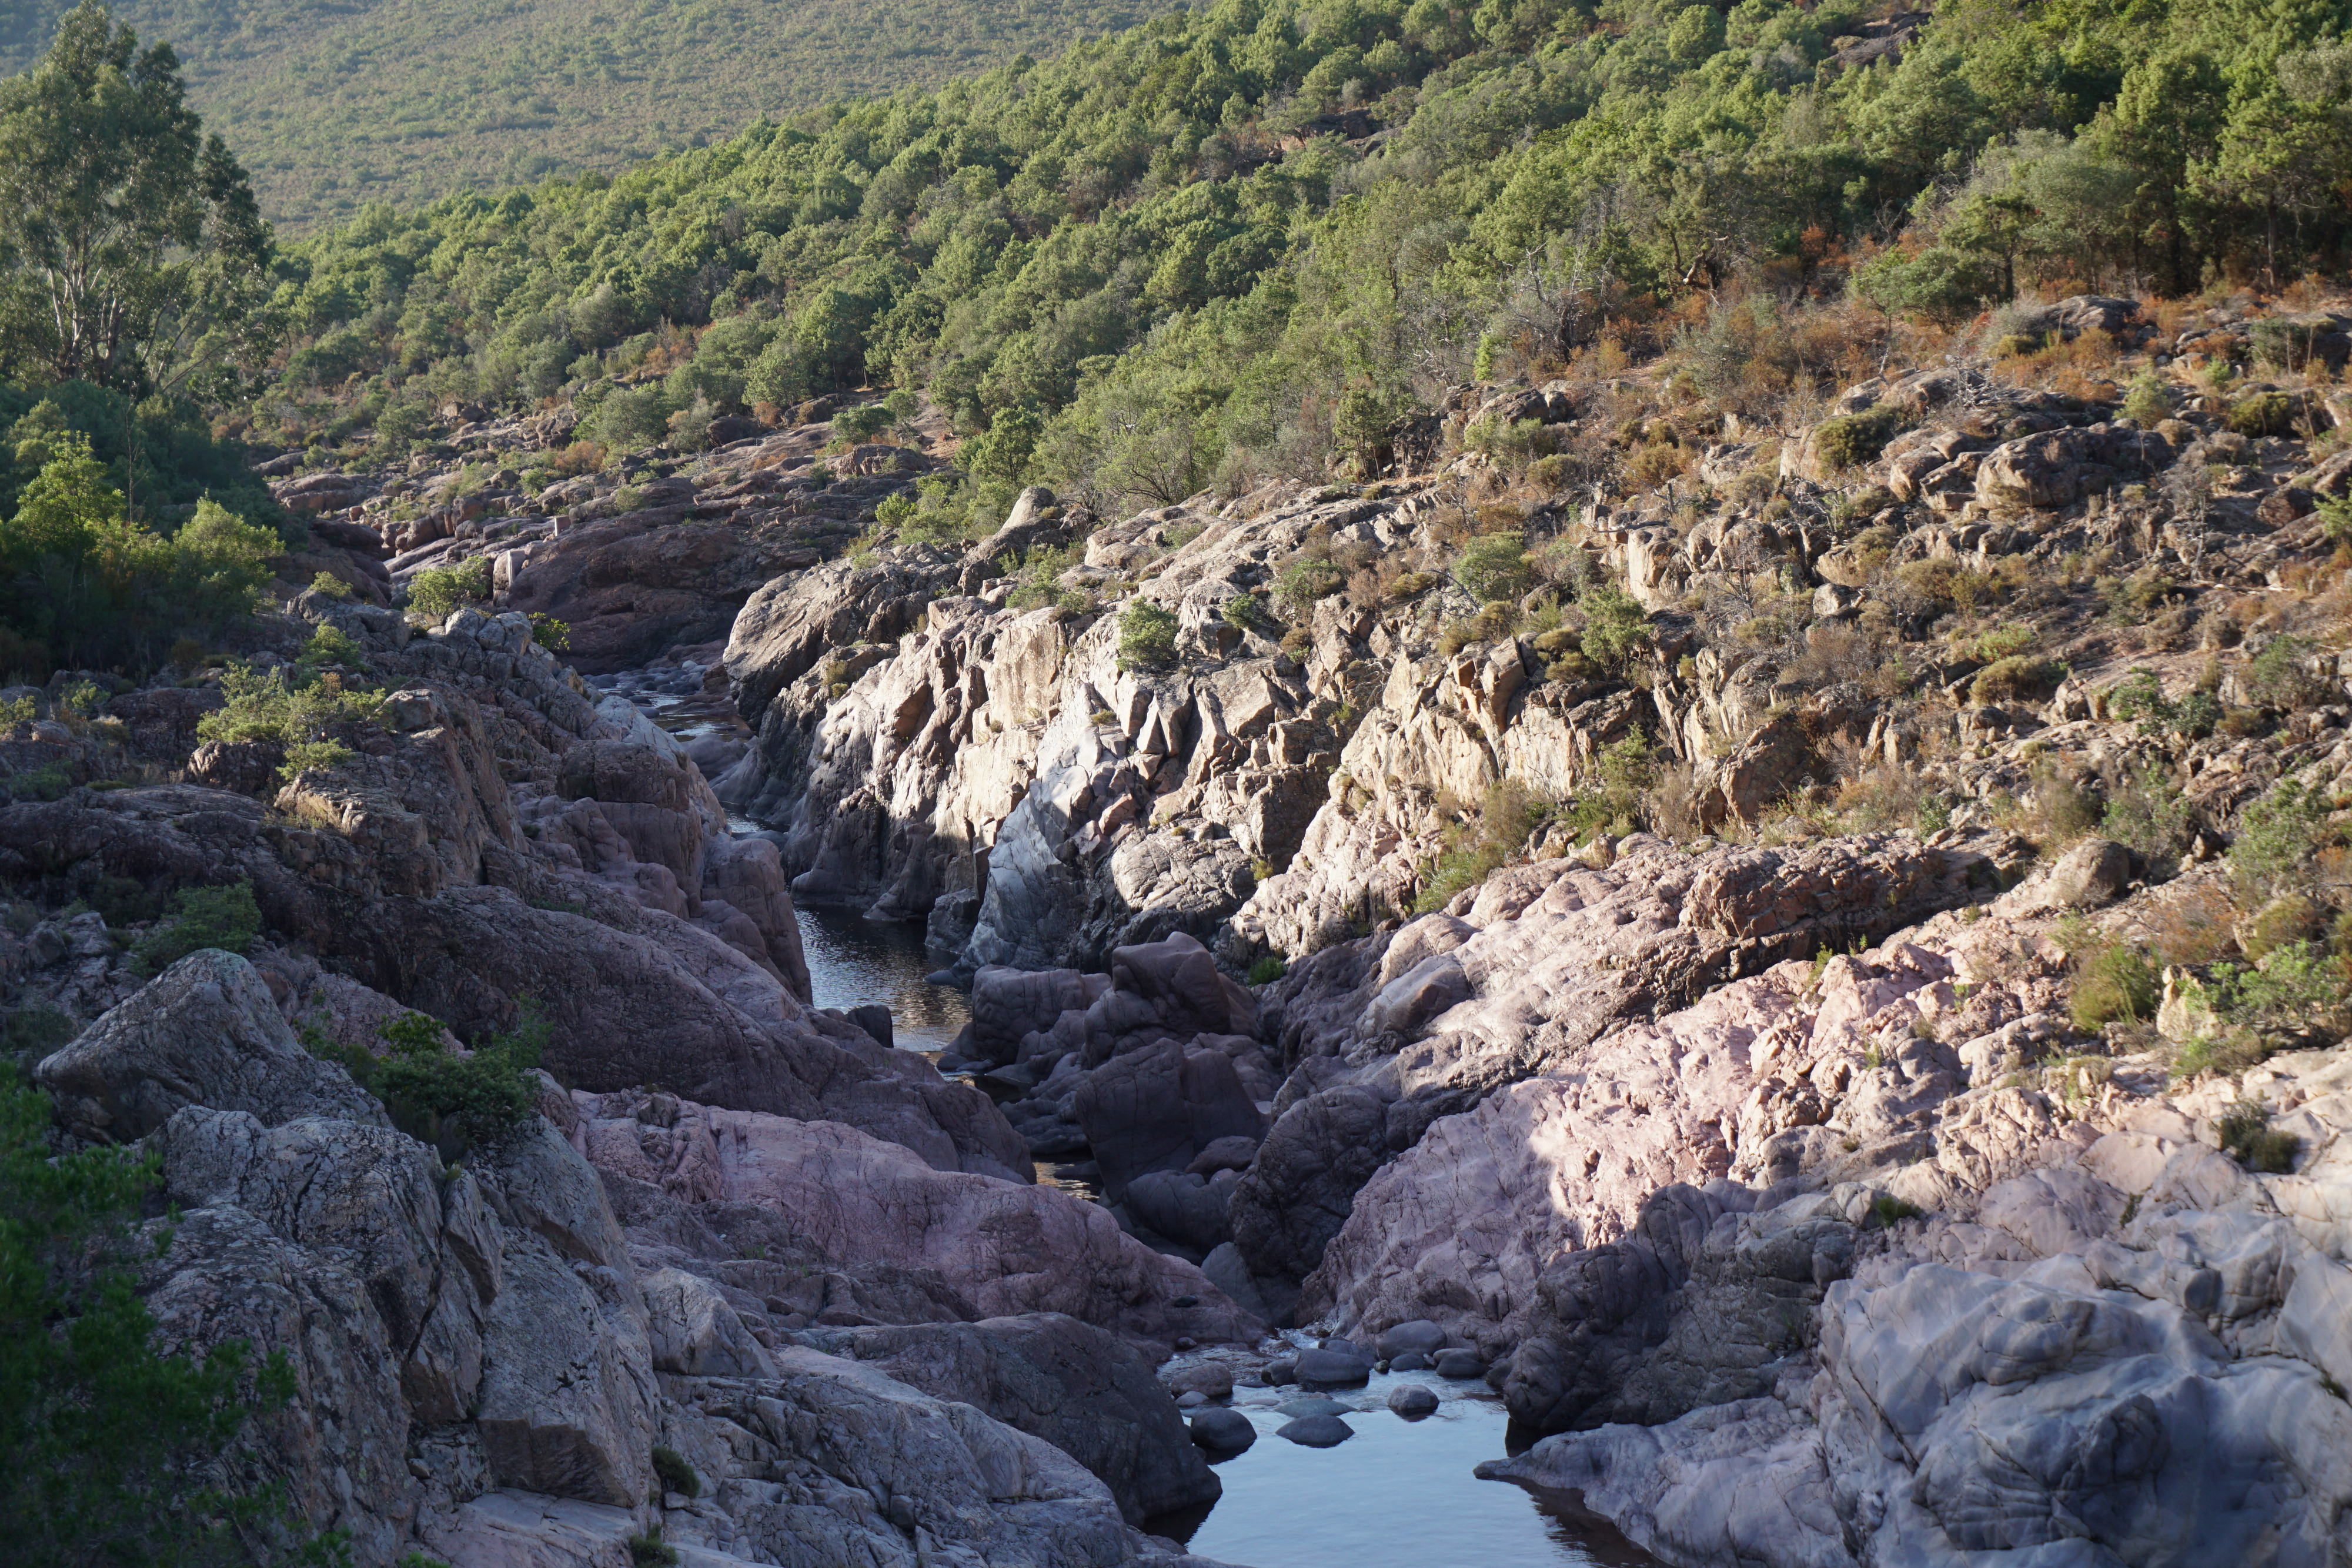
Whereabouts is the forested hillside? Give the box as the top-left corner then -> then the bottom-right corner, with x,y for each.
0,0 -> 1190,229
242,0 -> 2352,517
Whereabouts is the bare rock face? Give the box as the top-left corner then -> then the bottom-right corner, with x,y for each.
1,606 -> 1023,1185
843,1313 -> 1221,1523
570,1086 -> 1261,1354
1227,833 -> 2005,1306
38,951 -> 387,1142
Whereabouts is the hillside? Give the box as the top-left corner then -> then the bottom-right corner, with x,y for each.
0,0 -> 1190,229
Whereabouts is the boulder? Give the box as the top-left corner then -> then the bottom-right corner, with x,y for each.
844,1313 -> 1221,1523
38,950 -> 387,1143
1188,1407 -> 1257,1454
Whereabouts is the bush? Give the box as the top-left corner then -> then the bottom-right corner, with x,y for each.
1812,407 -> 1901,472
195,663 -> 384,781
1247,955 -> 1287,985
2231,776 -> 2333,903
2064,931 -> 2161,1031
1273,557 -> 1344,614
1455,533 -> 1531,603
134,882 -> 261,974
0,1066 -> 342,1567
1970,656 -> 2066,705
1579,585 -> 1653,670
1115,600 -> 1178,671
2224,391 -> 2299,439
2107,667 -> 2219,739
2100,763 -> 2194,872
1560,735 -> 1656,842
406,557 -> 493,619
308,571 -> 353,600
1414,778 -> 1555,913
2122,373 -> 2169,426
528,613 -> 571,651
2217,1101 -> 2300,1172
313,1000 -> 549,1159
2244,635 -> 2328,711
650,1445 -> 701,1499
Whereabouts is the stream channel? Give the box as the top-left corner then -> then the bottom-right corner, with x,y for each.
627,678 -> 1653,1568
796,907 -> 1655,1568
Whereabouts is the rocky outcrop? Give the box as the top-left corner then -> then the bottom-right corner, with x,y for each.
1224,831 -> 2009,1309
570,1084 -> 1261,1353
841,1313 -> 1222,1523
39,950 -> 388,1141
2,600 -> 1025,1183
40,938 -> 1231,1568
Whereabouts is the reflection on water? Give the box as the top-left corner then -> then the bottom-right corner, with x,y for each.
1165,1359 -> 1655,1568
795,904 -> 971,1054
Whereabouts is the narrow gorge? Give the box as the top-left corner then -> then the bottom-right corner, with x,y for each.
13,285 -> 2352,1566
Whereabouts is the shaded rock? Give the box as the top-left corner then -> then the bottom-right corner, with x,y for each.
38,950 -> 387,1143
1276,1414 -> 1354,1447
1188,1407 -> 1257,1455
845,1313 -> 1220,1523
1387,1383 -> 1439,1417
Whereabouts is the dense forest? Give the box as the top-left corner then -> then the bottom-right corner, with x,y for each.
225,0 -> 2352,521
0,0 -> 1195,228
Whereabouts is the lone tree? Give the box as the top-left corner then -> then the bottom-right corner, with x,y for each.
0,2 -> 275,399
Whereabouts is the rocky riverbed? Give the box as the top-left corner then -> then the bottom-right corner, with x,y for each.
9,295 -> 2352,1565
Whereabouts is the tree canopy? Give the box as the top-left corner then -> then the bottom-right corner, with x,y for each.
0,0 -> 274,399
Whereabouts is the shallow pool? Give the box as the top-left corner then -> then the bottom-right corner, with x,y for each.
1162,1362 -> 1654,1568
795,904 -> 971,1054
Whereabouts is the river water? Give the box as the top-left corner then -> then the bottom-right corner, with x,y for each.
791,901 -> 1651,1568
795,904 -> 970,1052
1160,1357 -> 1652,1568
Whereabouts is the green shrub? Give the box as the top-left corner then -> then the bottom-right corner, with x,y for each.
2107,667 -> 2219,738
1561,734 -> 1656,842
1273,557 -> 1344,614
626,1530 -> 680,1568
1812,407 -> 1901,472
1247,955 -> 1287,985
1115,600 -> 1178,671
1455,533 -> 1531,603
298,623 -> 368,670
1963,624 -> 2037,663
134,882 -> 261,975
1579,586 -> 1653,671
0,1066 -> 343,1567
4,761 -> 71,801
1868,1194 -> 1926,1227
651,1445 -> 701,1499
195,663 -> 385,780
1970,656 -> 2066,705
2122,373 -> 2169,426
2244,635 -> 2328,711
308,571 -> 353,599
406,557 -> 493,619
315,999 -> 550,1159
2231,777 -> 2333,902
2224,391 -> 2298,438
528,613 -> 572,651
2062,926 -> 2160,1031
2100,763 -> 2194,872
1415,778 -> 1556,913
2217,1101 -> 2299,1172
1220,594 -> 1264,631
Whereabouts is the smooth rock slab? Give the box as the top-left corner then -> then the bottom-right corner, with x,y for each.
1276,1395 -> 1352,1418
1276,1414 -> 1355,1447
